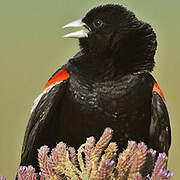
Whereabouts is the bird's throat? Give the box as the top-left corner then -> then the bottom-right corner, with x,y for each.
71,53 -> 117,81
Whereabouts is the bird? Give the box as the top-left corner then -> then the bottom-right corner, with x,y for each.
19,4 -> 171,172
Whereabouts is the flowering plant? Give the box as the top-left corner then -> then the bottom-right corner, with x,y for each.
1,128 -> 173,180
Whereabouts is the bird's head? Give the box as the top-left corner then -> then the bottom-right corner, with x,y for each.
64,4 -> 157,74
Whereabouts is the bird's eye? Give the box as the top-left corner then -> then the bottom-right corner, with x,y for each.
93,19 -> 103,28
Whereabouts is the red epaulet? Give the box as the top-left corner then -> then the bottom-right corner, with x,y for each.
41,69 -> 70,93
153,82 -> 165,101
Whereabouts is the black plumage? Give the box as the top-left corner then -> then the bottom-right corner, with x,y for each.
19,4 -> 171,172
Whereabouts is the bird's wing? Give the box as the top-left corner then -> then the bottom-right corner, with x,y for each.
20,68 -> 70,166
149,82 -> 171,154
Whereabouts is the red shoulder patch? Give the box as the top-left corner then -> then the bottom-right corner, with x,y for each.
41,69 -> 70,93
153,82 -> 165,101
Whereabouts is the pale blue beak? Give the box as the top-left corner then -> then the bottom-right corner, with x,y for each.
63,18 -> 90,38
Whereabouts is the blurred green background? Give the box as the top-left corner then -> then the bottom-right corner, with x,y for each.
0,0 -> 179,179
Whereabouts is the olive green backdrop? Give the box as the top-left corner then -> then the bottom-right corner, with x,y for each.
0,0 -> 179,179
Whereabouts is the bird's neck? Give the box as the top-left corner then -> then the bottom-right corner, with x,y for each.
110,24 -> 156,74
70,48 -> 152,82
70,52 -> 117,81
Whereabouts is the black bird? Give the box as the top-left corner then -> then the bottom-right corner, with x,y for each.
20,4 -> 171,171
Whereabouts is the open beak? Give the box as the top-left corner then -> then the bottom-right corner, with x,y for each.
63,18 -> 90,38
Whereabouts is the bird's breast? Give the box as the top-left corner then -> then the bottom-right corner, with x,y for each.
68,74 -> 144,115
59,73 -> 152,149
